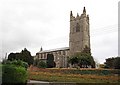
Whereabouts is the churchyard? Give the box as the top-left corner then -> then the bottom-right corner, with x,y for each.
28,66 -> 120,83
0,60 -> 120,84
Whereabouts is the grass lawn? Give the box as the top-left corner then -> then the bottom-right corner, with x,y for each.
28,67 -> 120,83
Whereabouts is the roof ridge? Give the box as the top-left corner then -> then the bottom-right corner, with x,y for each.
38,47 -> 69,53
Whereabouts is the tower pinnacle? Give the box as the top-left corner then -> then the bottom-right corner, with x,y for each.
77,13 -> 79,17
40,46 -> 43,51
70,11 -> 73,16
83,7 -> 86,13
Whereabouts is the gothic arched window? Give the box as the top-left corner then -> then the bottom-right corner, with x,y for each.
76,23 -> 80,32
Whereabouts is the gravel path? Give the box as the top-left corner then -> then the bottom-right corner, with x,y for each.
27,80 -> 49,85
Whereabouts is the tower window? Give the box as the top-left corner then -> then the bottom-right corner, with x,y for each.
76,23 -> 80,32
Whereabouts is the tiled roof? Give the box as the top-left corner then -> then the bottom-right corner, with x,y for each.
37,47 -> 69,53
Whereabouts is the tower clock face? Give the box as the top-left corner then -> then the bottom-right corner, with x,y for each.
76,23 -> 80,32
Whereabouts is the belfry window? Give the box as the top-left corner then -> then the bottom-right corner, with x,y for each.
76,23 -> 80,32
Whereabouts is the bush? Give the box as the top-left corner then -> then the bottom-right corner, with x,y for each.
2,60 -> 28,84
37,61 -> 47,68
11,60 -> 29,69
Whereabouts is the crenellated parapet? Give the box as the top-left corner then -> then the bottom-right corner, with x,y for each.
70,7 -> 89,24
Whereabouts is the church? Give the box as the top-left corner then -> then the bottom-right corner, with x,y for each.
35,7 -> 90,68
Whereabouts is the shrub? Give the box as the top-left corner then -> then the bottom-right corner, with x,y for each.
37,61 -> 47,68
10,60 -> 29,69
2,60 -> 28,84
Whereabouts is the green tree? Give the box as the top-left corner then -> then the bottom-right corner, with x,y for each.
8,53 -> 16,60
47,54 -> 55,68
104,57 -> 115,68
7,48 -> 34,66
104,57 -> 120,69
68,57 -> 78,65
21,48 -> 33,65
69,52 -> 95,68
78,53 -> 95,68
113,57 -> 120,69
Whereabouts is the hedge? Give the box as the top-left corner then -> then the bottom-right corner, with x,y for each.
2,64 -> 28,84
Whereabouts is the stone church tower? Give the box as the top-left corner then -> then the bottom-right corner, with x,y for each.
35,7 -> 92,68
69,7 -> 90,56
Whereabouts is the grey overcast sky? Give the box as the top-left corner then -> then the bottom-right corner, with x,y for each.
0,0 -> 119,64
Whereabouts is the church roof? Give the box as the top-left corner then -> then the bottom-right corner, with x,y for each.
37,47 -> 69,53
